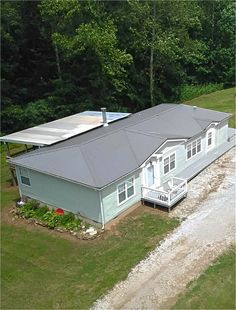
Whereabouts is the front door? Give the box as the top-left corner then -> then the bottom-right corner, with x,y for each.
146,164 -> 155,187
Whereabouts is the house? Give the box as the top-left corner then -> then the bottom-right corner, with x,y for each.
9,104 -> 235,227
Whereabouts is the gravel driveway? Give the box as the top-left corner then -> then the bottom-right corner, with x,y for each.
93,147 -> 236,310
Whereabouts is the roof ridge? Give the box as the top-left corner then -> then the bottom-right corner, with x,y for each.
126,128 -> 166,138
123,130 -> 140,165
79,145 -> 97,187
64,104 -> 180,147
11,104 -> 179,161
182,104 -> 231,116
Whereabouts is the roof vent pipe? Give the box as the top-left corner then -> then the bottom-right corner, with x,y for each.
101,107 -> 108,127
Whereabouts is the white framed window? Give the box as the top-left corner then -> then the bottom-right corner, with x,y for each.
206,129 -> 215,150
207,132 -> 212,147
19,167 -> 31,186
117,177 -> 135,205
186,138 -> 201,160
163,153 -> 176,175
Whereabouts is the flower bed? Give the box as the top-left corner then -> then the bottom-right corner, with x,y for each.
15,200 -> 99,239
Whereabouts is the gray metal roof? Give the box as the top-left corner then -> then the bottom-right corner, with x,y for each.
0,111 -> 130,146
10,104 -> 230,188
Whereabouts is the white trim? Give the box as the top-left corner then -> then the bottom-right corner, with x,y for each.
19,167 -> 31,187
15,167 -> 23,199
206,128 -> 215,151
140,139 -> 186,168
186,137 -> 202,161
205,122 -> 219,131
163,152 -> 176,175
117,176 -> 135,206
98,191 -> 105,229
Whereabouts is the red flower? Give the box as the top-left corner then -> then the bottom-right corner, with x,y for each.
56,208 -> 64,215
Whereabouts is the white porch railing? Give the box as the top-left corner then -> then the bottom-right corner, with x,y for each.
141,177 -> 187,208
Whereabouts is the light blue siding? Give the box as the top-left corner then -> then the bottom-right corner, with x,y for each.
216,120 -> 228,146
157,120 -> 228,184
101,171 -> 141,223
16,167 -> 101,223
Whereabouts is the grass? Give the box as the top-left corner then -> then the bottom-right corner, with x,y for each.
1,145 -> 179,309
1,214 -> 178,309
173,248 -> 236,309
1,144 -> 22,209
185,87 -> 236,128
180,83 -> 223,101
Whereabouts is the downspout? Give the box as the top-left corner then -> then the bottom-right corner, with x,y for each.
98,190 -> 105,230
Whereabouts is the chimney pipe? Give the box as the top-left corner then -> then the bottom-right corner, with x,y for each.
101,107 -> 108,127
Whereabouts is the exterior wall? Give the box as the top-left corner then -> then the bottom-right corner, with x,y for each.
101,171 -> 141,223
154,120 -> 228,185
216,120 -> 228,146
15,167 -> 101,223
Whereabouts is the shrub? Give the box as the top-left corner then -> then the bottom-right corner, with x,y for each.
35,205 -> 49,218
18,203 -> 83,232
19,200 -> 40,218
26,200 -> 40,210
60,212 -> 75,226
42,210 -> 62,229
64,219 -> 81,231
180,83 -> 223,101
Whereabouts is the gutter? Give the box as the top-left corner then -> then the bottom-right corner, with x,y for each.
98,190 -> 105,230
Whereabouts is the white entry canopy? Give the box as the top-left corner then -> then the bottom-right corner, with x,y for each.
0,111 -> 131,146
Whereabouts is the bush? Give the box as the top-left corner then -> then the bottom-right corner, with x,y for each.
35,205 -> 49,218
19,200 -> 40,218
18,203 -> 83,231
26,200 -> 40,210
42,210 -> 62,229
180,83 -> 223,101
60,212 -> 75,225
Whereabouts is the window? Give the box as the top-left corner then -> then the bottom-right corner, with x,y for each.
187,144 -> 191,159
206,129 -> 215,150
117,177 -> 135,205
19,167 -> 31,186
192,141 -> 197,156
163,153 -> 176,175
186,138 -> 201,160
207,132 -> 212,147
197,138 -> 201,153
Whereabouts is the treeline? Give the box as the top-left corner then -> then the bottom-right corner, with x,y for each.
1,0 -> 235,133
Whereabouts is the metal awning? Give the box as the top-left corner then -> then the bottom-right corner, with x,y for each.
0,111 -> 131,146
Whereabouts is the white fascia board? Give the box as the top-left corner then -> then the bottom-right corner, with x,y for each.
0,138 -> 45,146
139,138 -> 187,168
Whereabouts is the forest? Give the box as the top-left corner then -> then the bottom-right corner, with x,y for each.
1,0 -> 235,134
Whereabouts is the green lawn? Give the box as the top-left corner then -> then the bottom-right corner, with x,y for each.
1,144 -> 23,209
1,145 -> 179,309
2,214 -> 178,309
186,87 -> 236,128
173,248 -> 236,309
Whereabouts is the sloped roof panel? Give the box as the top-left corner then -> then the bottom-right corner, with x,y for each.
10,104 -> 231,188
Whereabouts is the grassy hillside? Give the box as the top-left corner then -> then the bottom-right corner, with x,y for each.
173,248 -> 235,309
186,87 -> 235,128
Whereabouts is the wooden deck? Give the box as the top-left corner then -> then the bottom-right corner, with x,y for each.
141,177 -> 187,211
